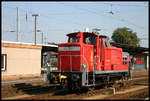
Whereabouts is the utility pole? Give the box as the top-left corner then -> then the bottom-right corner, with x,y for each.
44,37 -> 47,45
16,7 -> 19,42
41,32 -> 43,45
32,14 -> 39,45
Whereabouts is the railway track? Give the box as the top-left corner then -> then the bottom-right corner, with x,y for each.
2,73 -> 149,100
22,79 -> 148,100
104,87 -> 149,100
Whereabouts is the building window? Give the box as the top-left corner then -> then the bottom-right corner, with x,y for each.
1,54 -> 7,71
135,57 -> 144,64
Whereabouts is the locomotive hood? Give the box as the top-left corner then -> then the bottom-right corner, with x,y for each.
58,43 -> 82,71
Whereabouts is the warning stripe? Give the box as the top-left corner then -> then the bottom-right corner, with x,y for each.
59,46 -> 80,51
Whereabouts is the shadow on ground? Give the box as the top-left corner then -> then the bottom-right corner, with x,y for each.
11,83 -> 60,95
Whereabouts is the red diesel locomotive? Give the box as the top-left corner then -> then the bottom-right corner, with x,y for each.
45,32 -> 131,90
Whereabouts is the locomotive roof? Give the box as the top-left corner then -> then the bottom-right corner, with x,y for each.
99,35 -> 109,39
67,32 -> 99,36
67,32 -> 77,36
67,32 -> 109,39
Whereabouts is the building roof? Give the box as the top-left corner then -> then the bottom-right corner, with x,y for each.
2,40 -> 58,48
110,42 -> 149,55
3,41 -> 148,55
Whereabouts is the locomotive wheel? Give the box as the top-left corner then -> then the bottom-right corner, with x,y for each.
68,82 -> 74,90
60,79 -> 67,88
67,81 -> 81,90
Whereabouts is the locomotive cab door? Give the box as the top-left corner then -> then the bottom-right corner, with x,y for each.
99,37 -> 104,71
99,36 -> 111,71
103,38 -> 111,70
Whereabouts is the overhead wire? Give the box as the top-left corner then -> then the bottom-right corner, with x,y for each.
3,6 -> 71,42
108,3 -> 148,7
2,3 -> 148,41
3,3 -> 148,31
59,3 -> 148,31
57,3 -> 148,45
2,5 -> 84,29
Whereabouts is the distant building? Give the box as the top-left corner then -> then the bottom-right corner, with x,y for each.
111,42 -> 149,70
1,41 -> 42,80
1,41 -> 58,80
41,51 -> 58,73
134,52 -> 149,70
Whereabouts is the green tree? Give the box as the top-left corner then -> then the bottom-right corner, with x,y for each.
111,27 -> 140,46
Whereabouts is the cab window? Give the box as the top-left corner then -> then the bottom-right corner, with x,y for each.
104,38 -> 110,48
84,36 -> 96,44
69,36 -> 78,43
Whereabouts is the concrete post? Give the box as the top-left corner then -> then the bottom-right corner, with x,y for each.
146,56 -> 149,70
110,87 -> 115,95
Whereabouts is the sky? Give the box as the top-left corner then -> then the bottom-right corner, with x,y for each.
2,1 -> 149,48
